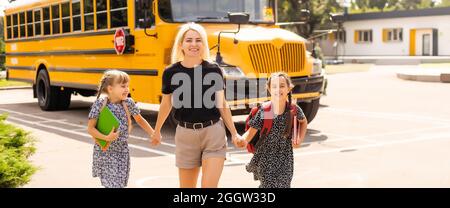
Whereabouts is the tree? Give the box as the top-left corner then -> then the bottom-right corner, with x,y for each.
278,0 -> 342,38
438,0 -> 450,6
369,0 -> 389,11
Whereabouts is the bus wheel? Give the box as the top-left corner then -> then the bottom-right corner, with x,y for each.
56,89 -> 72,110
36,70 -> 71,111
298,98 -> 320,124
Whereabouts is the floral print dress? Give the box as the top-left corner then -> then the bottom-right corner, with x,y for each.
246,104 -> 305,188
88,97 -> 140,188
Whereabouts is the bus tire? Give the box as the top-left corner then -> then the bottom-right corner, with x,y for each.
56,89 -> 72,110
298,98 -> 320,124
36,70 -> 71,111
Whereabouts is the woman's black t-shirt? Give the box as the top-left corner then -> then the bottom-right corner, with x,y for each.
161,60 -> 225,123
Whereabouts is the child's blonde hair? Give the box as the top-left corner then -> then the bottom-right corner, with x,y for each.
266,72 -> 296,138
96,70 -> 130,99
171,22 -> 211,64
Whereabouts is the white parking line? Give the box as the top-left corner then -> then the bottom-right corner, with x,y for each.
293,132 -> 450,158
1,108 -> 246,165
0,108 -> 176,148
322,107 -> 450,125
4,113 -> 176,157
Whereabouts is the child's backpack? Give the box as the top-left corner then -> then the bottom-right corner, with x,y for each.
245,101 -> 299,154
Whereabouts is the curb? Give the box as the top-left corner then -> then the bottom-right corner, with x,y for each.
441,74 -> 450,83
396,73 -> 441,82
397,70 -> 450,83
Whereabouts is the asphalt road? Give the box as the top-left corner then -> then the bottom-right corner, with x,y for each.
1,65 -> 449,187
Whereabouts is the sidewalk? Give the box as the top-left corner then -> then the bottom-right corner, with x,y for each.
396,67 -> 450,83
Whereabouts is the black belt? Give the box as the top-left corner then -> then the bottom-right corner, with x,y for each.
178,119 -> 220,130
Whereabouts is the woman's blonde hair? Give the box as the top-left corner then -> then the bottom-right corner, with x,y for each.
171,22 -> 211,64
96,70 -> 130,99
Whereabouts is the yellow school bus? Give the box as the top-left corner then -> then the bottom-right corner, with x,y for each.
4,0 -> 324,123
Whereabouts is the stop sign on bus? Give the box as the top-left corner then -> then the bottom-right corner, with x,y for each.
114,28 -> 126,55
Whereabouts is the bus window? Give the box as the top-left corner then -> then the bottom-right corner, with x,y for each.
43,7 -> 50,35
111,0 -> 128,28
72,0 -> 81,32
6,15 -> 12,39
62,2 -> 70,33
135,0 -> 155,28
34,9 -> 42,36
158,0 -> 275,24
27,10 -> 34,37
52,4 -> 60,34
83,0 -> 94,31
96,0 -> 107,30
13,14 -> 18,38
19,12 -> 25,38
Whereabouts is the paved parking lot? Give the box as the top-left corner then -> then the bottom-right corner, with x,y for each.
1,65 -> 450,187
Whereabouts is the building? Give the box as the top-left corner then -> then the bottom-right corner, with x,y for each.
317,7 -> 450,57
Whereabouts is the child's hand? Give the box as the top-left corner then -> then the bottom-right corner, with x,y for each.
150,131 -> 162,146
292,135 -> 304,149
237,139 -> 247,148
106,127 -> 119,142
232,134 -> 246,148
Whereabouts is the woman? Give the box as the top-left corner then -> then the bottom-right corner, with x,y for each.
151,23 -> 245,188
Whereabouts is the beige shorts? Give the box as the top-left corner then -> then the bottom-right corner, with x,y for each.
174,120 -> 228,169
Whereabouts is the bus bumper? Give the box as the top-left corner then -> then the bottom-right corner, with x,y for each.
226,74 -> 324,115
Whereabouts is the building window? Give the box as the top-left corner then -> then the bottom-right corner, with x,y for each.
84,0 -> 94,31
6,15 -> 12,39
52,4 -> 61,34
34,9 -> 42,36
111,0 -> 128,28
72,0 -> 81,32
383,28 -> 403,42
43,7 -> 51,35
62,2 -> 71,33
19,12 -> 25,38
355,30 -> 372,43
26,10 -> 34,37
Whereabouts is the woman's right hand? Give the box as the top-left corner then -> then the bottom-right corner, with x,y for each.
105,127 -> 119,141
151,130 -> 162,146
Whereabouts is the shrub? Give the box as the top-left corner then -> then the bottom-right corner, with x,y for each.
0,114 -> 36,188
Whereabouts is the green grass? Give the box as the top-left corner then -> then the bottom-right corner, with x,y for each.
324,64 -> 373,75
0,79 -> 31,88
0,114 -> 37,188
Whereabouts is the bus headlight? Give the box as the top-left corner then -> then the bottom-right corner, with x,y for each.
312,59 -> 323,75
222,66 -> 246,80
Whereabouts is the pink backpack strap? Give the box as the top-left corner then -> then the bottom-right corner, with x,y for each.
261,102 -> 273,136
290,103 -> 298,140
122,101 -> 132,134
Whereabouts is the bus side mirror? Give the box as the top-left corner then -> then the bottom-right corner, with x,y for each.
228,12 -> 250,25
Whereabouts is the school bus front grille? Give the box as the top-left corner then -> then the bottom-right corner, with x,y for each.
248,43 -> 305,74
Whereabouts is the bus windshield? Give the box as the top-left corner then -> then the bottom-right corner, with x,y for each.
158,0 -> 275,23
